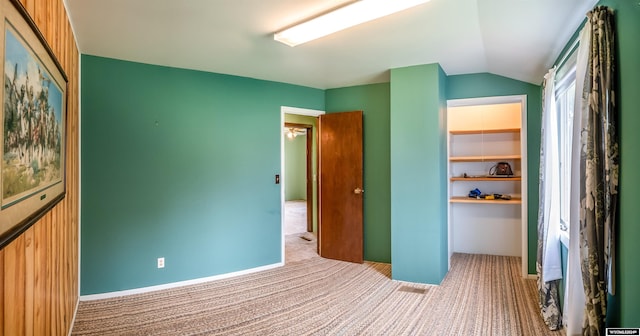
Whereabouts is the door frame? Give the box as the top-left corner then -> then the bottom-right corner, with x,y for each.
280,106 -> 324,263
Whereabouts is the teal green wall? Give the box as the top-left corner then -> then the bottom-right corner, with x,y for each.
325,83 -> 391,263
595,0 -> 640,327
81,55 -> 323,295
390,64 -> 448,283
284,134 -> 306,201
446,73 -> 542,274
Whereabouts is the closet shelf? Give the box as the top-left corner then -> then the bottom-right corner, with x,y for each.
449,196 -> 522,204
449,128 -> 520,135
450,176 -> 521,182
449,155 -> 521,162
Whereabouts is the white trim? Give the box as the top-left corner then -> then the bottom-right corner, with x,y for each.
447,124 -> 452,270
446,95 -> 529,278
79,262 -> 283,301
281,106 -> 325,117
77,49 -> 82,299
280,106 -> 324,263
447,95 -> 526,107
519,95 -> 529,278
70,49 -> 81,336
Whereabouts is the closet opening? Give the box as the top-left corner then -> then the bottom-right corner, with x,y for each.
447,95 -> 529,277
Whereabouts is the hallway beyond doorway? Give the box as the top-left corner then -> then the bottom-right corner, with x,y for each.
284,200 -> 316,263
284,200 -> 307,235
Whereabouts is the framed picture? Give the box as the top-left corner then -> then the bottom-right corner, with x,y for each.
0,0 -> 67,249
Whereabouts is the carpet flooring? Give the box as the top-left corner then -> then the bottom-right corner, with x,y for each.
71,253 -> 563,336
284,200 -> 307,235
285,231 -> 318,264
284,199 -> 318,264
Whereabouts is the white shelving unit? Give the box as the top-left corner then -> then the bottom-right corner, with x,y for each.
447,99 -> 527,271
449,127 -> 522,205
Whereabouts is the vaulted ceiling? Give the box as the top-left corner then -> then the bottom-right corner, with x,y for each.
64,0 -> 596,89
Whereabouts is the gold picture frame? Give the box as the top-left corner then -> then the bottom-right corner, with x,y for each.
0,0 -> 67,249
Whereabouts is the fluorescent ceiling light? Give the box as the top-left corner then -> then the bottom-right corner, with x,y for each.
274,0 -> 431,47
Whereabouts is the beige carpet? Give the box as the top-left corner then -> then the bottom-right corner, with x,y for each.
284,200 -> 318,263
285,231 -> 318,264
284,199 -> 318,264
71,253 -> 563,336
284,200 -> 307,235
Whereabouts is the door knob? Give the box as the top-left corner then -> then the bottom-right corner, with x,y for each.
354,188 -> 364,194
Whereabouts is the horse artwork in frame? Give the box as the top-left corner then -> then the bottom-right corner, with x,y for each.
0,0 -> 68,249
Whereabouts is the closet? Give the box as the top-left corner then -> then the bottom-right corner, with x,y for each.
447,96 -> 528,276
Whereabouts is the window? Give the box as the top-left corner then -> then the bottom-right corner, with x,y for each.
555,66 -> 576,234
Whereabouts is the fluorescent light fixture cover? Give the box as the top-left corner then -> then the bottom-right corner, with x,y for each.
274,0 -> 430,47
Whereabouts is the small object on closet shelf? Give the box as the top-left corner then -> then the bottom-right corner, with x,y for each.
492,193 -> 512,200
489,162 -> 513,176
468,188 -> 482,198
463,173 -> 468,178
485,194 -> 495,200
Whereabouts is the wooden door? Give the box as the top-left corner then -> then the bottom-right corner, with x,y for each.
318,111 -> 363,263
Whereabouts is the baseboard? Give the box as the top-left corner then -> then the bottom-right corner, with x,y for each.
79,262 -> 284,301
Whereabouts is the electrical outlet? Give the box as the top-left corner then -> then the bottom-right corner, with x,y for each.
157,257 -> 165,268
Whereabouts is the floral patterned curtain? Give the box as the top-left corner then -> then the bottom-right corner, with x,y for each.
579,6 -> 618,336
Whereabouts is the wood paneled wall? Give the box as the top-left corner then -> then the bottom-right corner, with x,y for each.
1,0 -> 79,335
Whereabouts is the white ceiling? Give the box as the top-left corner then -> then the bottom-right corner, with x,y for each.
64,0 -> 596,90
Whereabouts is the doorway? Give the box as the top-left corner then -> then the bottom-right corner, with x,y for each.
446,95 -> 529,277
280,107 -> 365,265
281,107 -> 323,264
283,122 -> 313,235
